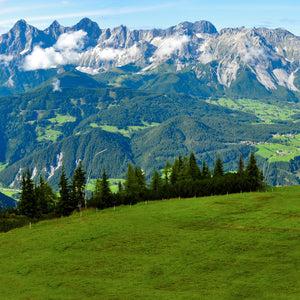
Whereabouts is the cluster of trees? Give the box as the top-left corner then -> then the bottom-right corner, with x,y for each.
89,151 -> 264,209
16,161 -> 86,219
1,152 -> 264,230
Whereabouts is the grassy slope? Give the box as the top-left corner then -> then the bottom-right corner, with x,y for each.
256,134 -> 300,162
0,188 -> 299,299
206,98 -> 300,123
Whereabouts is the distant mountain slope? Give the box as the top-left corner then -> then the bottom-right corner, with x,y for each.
0,192 -> 17,209
0,128 -> 133,188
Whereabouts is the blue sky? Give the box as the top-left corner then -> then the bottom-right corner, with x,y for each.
0,0 -> 299,35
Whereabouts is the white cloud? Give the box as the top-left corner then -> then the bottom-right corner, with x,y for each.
241,47 -> 267,64
0,54 -> 13,66
52,78 -> 62,92
23,30 -> 86,70
152,35 -> 190,58
55,30 -> 85,51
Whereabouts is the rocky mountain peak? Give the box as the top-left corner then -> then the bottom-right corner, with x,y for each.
44,20 -> 66,42
71,18 -> 101,48
1,18 -> 300,93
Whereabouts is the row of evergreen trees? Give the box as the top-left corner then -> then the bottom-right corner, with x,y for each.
89,151 -> 264,209
8,151 -> 264,220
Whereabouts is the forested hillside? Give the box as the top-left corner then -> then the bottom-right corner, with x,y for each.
0,69 -> 300,188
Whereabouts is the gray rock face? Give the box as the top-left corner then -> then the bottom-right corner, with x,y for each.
1,18 -> 300,92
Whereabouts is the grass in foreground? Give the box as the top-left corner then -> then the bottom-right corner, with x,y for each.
0,187 -> 299,299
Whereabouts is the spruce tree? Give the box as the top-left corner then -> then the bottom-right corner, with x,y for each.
170,156 -> 183,184
150,170 -> 163,199
35,175 -> 56,215
162,161 -> 171,185
201,160 -> 211,179
245,152 -> 262,191
134,167 -> 147,191
100,171 -> 111,203
18,168 -> 37,218
57,166 -> 73,216
118,181 -> 123,193
91,169 -> 112,209
71,161 -> 86,208
124,163 -> 140,204
213,154 -> 224,177
238,153 -> 244,174
188,152 -> 201,181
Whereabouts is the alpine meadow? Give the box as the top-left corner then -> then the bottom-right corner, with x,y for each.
0,14 -> 299,299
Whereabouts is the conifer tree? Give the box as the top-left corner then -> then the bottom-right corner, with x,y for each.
201,160 -> 211,179
162,161 -> 171,185
91,169 -> 112,209
213,154 -> 224,177
178,156 -> 189,181
238,153 -> 244,174
134,167 -> 146,191
71,161 -> 86,208
124,163 -> 140,204
150,170 -> 163,199
170,156 -> 183,184
35,175 -> 56,215
118,181 -> 123,193
188,152 -> 201,181
57,166 -> 73,216
18,168 -> 37,218
245,152 -> 262,191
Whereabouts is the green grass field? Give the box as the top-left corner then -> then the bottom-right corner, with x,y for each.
207,98 -> 300,123
90,122 -> 160,138
87,178 -> 125,193
48,114 -> 76,124
0,188 -> 299,299
256,134 -> 300,162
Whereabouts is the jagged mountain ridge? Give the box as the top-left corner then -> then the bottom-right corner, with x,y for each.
1,18 -> 300,94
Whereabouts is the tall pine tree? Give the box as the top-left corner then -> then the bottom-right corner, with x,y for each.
19,168 -> 37,218
188,152 -> 201,181
149,170 -> 163,200
57,166 -> 74,216
213,154 -> 224,177
35,175 -> 56,216
71,161 -> 86,208
245,152 -> 263,191
90,169 -> 112,209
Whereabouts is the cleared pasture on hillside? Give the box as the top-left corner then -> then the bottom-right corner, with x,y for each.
0,187 -> 299,299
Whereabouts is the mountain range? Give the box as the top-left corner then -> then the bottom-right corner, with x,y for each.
1,18 -> 300,94
1,18 -> 300,194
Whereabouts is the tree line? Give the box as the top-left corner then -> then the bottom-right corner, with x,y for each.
0,152 -> 264,231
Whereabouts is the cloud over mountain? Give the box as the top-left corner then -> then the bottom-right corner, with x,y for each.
23,30 -> 87,70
